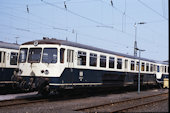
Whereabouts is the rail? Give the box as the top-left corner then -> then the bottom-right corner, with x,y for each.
75,92 -> 168,112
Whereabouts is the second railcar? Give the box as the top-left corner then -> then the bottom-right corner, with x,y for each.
0,41 -> 19,87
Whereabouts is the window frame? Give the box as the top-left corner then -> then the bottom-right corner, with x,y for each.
42,48 -> 58,63
130,60 -> 135,71
100,55 -> 106,68
146,63 -> 149,72
60,48 -> 65,63
109,56 -> 115,68
19,48 -> 28,63
141,62 -> 145,71
77,51 -> 86,66
10,52 -> 18,65
117,58 -> 122,69
89,53 -> 97,67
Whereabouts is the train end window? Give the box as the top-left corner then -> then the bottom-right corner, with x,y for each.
10,52 -> 18,65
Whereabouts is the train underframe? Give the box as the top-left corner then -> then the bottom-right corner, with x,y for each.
0,68 -> 18,87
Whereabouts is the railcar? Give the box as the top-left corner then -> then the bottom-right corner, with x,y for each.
17,38 -> 169,95
0,41 -> 19,87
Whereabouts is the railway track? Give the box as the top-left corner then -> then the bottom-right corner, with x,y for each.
0,96 -> 49,108
75,92 -> 168,113
0,89 -> 167,112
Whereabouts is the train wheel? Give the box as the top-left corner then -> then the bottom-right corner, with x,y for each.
38,85 -> 50,96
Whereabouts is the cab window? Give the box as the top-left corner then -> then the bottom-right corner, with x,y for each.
19,48 -> 28,63
28,48 -> 42,63
42,48 -> 57,63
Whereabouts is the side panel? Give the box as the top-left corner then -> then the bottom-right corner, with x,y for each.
0,68 -> 16,81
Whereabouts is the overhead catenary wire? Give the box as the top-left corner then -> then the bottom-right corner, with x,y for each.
0,0 -> 168,58
137,0 -> 168,20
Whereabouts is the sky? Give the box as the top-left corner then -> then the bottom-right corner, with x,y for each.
0,0 -> 169,61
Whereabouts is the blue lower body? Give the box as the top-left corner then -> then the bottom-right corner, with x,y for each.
19,68 -> 157,90
0,68 -> 16,81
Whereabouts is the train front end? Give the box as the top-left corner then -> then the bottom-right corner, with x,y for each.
17,39 -> 64,95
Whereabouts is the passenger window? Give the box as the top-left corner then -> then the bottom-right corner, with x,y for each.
130,61 -> 135,70
141,62 -> 145,71
3,52 -> 6,63
67,49 -> 74,63
109,57 -> 115,68
165,66 -> 167,73
125,59 -> 128,69
100,55 -> 106,68
157,65 -> 160,72
136,61 -> 139,71
42,48 -> 57,63
10,52 -> 18,65
150,64 -> 153,72
146,63 -> 149,72
77,51 -> 86,65
60,48 -> 65,63
90,53 -> 97,67
0,52 -> 1,63
117,58 -> 122,69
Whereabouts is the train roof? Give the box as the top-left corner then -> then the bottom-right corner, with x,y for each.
22,38 -> 168,65
0,41 -> 19,50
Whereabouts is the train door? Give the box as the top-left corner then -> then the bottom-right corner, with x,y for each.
67,49 -> 74,69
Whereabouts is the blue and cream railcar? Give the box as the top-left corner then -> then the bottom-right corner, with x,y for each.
17,38 -> 169,93
0,41 -> 19,86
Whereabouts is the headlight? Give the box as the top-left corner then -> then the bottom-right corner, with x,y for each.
19,69 -> 23,74
44,70 -> 49,75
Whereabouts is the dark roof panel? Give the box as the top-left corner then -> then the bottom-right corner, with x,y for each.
22,38 -> 167,64
0,41 -> 19,50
